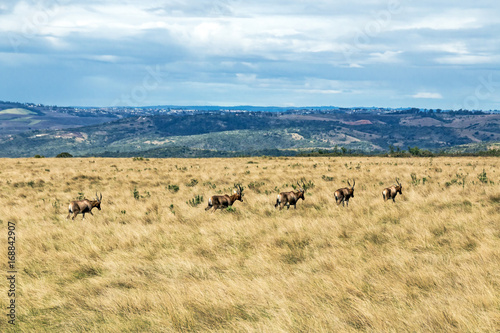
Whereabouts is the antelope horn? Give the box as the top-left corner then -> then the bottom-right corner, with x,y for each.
352,179 -> 355,187
296,181 -> 303,192
96,192 -> 99,201
347,179 -> 351,187
100,192 -> 102,201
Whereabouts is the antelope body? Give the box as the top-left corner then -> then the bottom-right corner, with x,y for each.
334,179 -> 355,207
67,193 -> 102,220
275,182 -> 305,210
383,178 -> 403,203
205,184 -> 244,211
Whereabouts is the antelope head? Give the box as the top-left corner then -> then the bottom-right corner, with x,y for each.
233,183 -> 244,202
94,192 -> 102,210
395,178 -> 402,195
296,181 -> 306,200
347,179 -> 355,197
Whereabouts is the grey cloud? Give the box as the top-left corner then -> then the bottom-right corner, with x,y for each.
1,0 -> 499,109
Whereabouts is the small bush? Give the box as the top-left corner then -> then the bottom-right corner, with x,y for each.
292,178 -> 315,191
133,188 -> 140,200
167,184 -> 180,193
186,179 -> 199,187
187,195 -> 204,207
248,181 -> 265,193
411,173 -> 420,186
56,152 -> 73,158
225,206 -> 236,213
132,188 -> 150,200
478,169 -> 488,184
203,181 -> 216,189
322,175 -> 334,182
454,173 -> 467,189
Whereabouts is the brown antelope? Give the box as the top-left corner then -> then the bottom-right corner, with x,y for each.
275,181 -> 305,210
67,193 -> 102,220
383,178 -> 403,203
334,179 -> 355,207
205,184 -> 244,211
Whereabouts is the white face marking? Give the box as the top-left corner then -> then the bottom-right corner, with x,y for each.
208,198 -> 212,205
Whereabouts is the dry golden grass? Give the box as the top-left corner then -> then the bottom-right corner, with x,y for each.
0,156 -> 499,332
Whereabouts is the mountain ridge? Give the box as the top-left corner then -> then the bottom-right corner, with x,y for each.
1,107 -> 499,157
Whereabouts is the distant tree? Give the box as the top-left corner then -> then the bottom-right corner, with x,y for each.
33,154 -> 45,158
408,146 -> 421,156
56,152 -> 73,158
408,146 -> 433,157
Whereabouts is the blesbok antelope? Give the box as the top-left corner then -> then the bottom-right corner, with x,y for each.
205,184 -> 244,211
67,193 -> 102,220
275,181 -> 305,210
334,179 -> 355,207
383,178 -> 403,203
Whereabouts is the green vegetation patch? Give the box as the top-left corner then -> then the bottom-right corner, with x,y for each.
0,108 -> 37,115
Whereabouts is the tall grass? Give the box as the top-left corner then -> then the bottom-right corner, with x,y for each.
0,156 -> 499,332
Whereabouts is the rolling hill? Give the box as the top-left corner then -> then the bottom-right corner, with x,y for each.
0,110 -> 498,157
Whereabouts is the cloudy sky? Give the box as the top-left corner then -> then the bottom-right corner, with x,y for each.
1,0 -> 499,109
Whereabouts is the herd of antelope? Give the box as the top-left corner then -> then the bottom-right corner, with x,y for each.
67,179 -> 403,219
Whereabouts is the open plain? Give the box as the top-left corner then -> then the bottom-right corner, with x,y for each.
0,156 -> 499,332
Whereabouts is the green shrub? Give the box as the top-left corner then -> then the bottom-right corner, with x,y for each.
186,179 -> 198,187
411,173 -> 420,186
187,195 -> 204,207
133,188 -> 140,200
478,169 -> 488,184
167,184 -> 180,193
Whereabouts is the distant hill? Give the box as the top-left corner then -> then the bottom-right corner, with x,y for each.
0,102 -> 119,136
0,110 -> 498,157
444,142 -> 500,154
0,108 -> 38,115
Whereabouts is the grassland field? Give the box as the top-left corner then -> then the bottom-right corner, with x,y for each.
0,156 -> 499,332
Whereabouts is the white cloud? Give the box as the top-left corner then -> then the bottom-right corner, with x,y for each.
367,51 -> 403,64
436,55 -> 500,65
0,0 -> 499,109
420,42 -> 469,55
295,89 -> 342,95
412,92 -> 443,99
